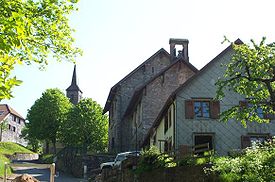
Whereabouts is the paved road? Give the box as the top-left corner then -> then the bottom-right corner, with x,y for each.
4,160 -> 87,182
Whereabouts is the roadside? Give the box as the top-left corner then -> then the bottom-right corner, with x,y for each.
1,160 -> 87,182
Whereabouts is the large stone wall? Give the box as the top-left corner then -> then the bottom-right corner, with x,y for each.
102,165 -> 219,182
123,61 -> 195,151
109,51 -> 171,152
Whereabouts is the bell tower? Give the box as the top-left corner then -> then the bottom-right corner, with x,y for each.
66,65 -> 82,105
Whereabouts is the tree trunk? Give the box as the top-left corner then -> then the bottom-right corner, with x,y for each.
0,125 -> 2,142
52,141 -> 56,154
45,141 -> 49,154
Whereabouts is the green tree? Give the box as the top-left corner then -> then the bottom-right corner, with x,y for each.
26,88 -> 72,153
0,0 -> 81,100
216,37 -> 275,126
60,98 -> 108,153
21,127 -> 42,153
0,119 -> 8,141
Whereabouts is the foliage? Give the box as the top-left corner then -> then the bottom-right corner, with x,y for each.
60,98 -> 108,153
135,146 -> 176,174
208,138 -> 275,182
0,0 -> 81,100
26,88 -> 72,153
0,119 -> 8,141
40,153 -> 54,164
21,127 -> 42,153
0,154 -> 11,177
216,37 -> 275,126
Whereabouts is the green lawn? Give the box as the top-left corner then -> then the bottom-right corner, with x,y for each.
0,142 -> 34,177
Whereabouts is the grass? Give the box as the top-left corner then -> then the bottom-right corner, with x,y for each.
0,142 -> 34,177
0,142 -> 34,155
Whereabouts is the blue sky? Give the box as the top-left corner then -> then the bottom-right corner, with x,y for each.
3,0 -> 275,118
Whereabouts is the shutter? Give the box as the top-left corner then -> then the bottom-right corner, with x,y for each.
210,101 -> 220,119
185,100 -> 194,119
239,100 -> 248,110
241,135 -> 251,149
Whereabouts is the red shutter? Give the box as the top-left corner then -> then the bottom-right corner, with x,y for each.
185,100 -> 194,119
241,135 -> 251,149
210,101 -> 220,119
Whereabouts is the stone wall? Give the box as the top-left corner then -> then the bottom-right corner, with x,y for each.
10,153 -> 39,161
109,50 -> 171,152
102,165 -> 219,182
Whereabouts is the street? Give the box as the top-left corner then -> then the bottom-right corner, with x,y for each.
3,160 -> 86,182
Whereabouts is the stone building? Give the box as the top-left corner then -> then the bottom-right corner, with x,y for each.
104,39 -> 198,152
143,40 -> 275,155
0,104 -> 27,146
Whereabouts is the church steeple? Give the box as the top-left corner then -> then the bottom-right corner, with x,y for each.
66,65 -> 82,105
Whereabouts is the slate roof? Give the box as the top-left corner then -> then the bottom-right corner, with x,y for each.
103,48 -> 170,114
0,104 -> 25,122
66,65 -> 83,93
141,39 -> 243,147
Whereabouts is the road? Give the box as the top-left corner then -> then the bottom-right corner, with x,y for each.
4,160 -> 87,182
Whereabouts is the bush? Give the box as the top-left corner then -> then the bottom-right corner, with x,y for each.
40,154 -> 54,164
209,138 -> 275,182
135,146 -> 176,174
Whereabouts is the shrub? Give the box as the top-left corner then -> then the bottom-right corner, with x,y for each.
135,146 -> 176,174
209,138 -> 275,182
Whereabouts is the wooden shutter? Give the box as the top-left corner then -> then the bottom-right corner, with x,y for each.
241,135 -> 251,149
185,100 -> 194,119
210,101 -> 220,119
239,100 -> 248,110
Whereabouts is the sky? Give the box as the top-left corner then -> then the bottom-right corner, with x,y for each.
3,0 -> 275,118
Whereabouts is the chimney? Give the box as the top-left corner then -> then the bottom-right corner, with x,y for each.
169,38 -> 189,62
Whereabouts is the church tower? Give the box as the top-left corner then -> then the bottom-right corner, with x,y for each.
66,65 -> 82,105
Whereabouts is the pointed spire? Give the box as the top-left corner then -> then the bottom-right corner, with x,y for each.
66,65 -> 82,93
71,64 -> 77,86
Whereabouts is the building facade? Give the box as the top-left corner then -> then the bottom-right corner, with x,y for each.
104,39 -> 198,152
143,40 -> 275,156
0,104 -> 27,146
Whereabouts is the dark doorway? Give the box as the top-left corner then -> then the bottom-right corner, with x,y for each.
194,134 -> 214,151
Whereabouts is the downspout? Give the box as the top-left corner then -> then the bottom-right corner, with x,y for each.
173,100 -> 176,151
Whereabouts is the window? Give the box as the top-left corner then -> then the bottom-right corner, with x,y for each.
194,133 -> 214,155
13,126 -> 16,132
241,134 -> 270,149
0,111 -> 4,115
13,115 -> 16,121
185,99 -> 220,119
168,108 -> 172,127
194,101 -> 210,118
164,108 -> 173,134
240,101 -> 268,119
164,113 -> 168,133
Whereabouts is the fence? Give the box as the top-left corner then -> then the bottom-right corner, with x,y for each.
4,162 -> 55,182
